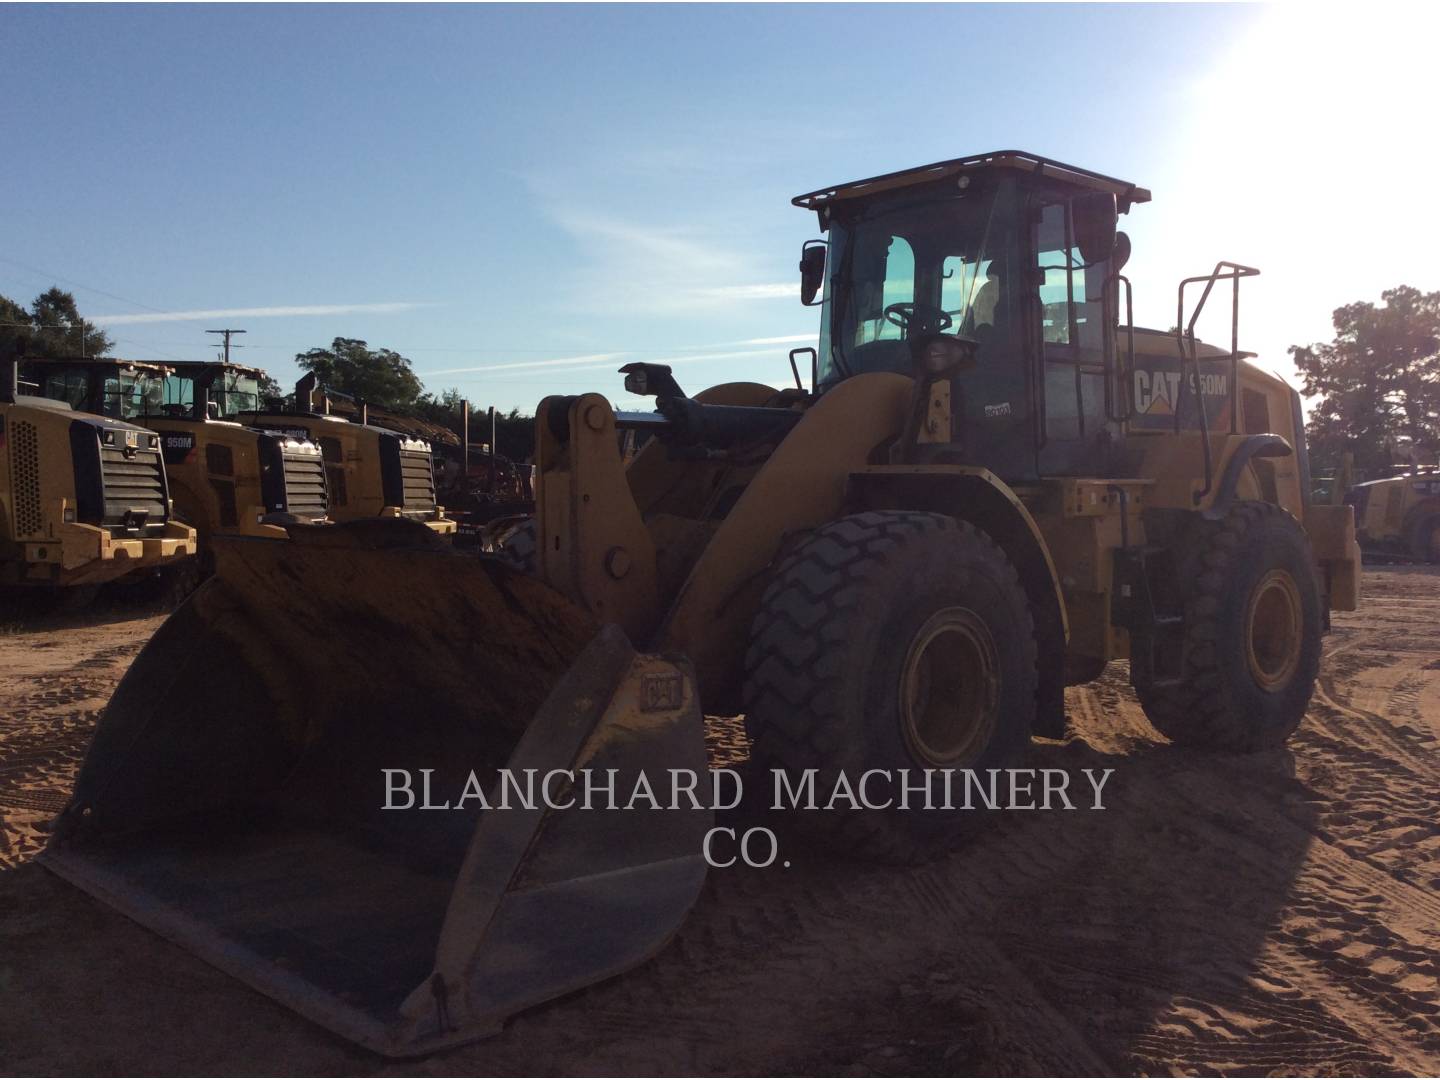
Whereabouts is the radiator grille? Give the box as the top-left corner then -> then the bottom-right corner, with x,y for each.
99,446 -> 167,527
398,448 -> 437,512
282,450 -> 329,519
11,420 -> 42,537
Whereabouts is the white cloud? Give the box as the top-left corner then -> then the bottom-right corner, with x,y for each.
544,206 -> 793,314
429,345 -> 794,385
90,302 -> 431,326
692,284 -> 795,301
422,352 -> 627,377
733,333 -> 815,346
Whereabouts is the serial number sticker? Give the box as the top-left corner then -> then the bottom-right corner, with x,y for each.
640,671 -> 684,712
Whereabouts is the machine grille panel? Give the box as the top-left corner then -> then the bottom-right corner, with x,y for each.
282,450 -> 329,519
11,420 -> 42,537
99,447 -> 167,527
399,449 -> 437,512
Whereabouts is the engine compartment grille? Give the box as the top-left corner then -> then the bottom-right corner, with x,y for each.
398,448 -> 437,512
99,446 -> 168,530
282,448 -> 329,519
10,419 -> 43,537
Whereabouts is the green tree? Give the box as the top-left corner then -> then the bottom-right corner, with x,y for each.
256,370 -> 286,408
1291,286 -> 1440,477
294,337 -> 423,408
0,287 -> 112,362
412,388 -> 534,460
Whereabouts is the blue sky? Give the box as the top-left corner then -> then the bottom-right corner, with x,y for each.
3,3 -> 1434,414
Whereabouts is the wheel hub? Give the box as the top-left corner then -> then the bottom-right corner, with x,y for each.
1245,569 -> 1303,690
899,606 -> 999,765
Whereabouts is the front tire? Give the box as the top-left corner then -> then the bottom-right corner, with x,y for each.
1408,513 -> 1440,563
1136,501 -> 1322,751
743,511 -> 1037,862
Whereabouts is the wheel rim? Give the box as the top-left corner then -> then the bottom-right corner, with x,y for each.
1246,569 -> 1303,690
899,607 -> 1000,765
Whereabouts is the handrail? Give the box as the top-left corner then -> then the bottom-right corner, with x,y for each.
1105,273 -> 1136,423
1173,261 -> 1260,505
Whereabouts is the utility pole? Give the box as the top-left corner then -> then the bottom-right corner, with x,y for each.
206,328 -> 246,364
489,405 -> 497,495
461,399 -> 470,475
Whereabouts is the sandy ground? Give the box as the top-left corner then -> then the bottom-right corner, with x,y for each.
1,568 -> 1438,1076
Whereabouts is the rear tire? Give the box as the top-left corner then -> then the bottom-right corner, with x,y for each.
1136,501 -> 1322,751
743,510 -> 1037,863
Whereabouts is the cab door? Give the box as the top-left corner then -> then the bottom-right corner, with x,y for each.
1031,199 -> 1117,477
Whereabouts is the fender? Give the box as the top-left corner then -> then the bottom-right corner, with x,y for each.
1203,433 -> 1293,521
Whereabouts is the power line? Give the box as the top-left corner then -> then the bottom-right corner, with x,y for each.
0,256 -> 170,315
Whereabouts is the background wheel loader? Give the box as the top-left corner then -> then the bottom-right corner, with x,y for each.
1343,465 -> 1440,563
23,357 -> 332,596
241,373 -> 457,537
45,150 -> 1362,1055
0,360 -> 196,606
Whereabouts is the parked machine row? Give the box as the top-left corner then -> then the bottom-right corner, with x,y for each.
3,358 -> 459,604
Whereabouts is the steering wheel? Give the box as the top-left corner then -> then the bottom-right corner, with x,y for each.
884,302 -> 952,336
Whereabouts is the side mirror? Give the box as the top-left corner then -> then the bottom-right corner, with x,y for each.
1074,192 -> 1118,266
799,240 -> 827,307
1111,230 -> 1132,274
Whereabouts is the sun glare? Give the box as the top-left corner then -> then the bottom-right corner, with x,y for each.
1137,4 -> 1439,391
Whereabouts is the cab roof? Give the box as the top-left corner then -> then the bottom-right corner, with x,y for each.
792,149 -> 1152,214
163,359 -> 270,380
22,355 -> 171,375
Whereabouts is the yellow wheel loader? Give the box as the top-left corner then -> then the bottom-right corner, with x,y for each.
23,358 -> 331,595
44,151 -> 1361,1055
1,361 -> 196,603
1344,466 -> 1440,562
240,373 -> 457,537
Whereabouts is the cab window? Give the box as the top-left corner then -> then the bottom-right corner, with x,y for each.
1033,197 -> 1113,466
160,375 -> 196,418
853,235 -> 916,346
41,370 -> 88,410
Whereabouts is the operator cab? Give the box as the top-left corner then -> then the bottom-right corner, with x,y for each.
22,357 -> 171,422
151,361 -> 268,423
794,150 -> 1151,483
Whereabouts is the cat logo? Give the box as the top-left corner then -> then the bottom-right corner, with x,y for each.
1134,369 -> 1183,415
640,670 -> 685,712
124,430 -> 139,448
1134,369 -> 1228,415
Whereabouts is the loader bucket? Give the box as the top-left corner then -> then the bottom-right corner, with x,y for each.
42,519 -> 712,1056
